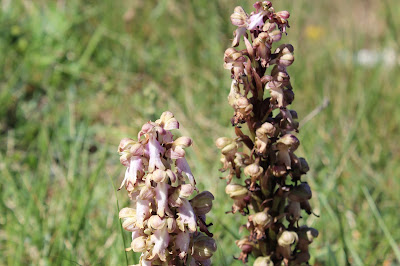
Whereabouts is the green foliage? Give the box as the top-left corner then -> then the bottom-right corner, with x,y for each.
1,0 -> 399,265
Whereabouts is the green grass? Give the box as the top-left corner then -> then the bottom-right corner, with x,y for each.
1,0 -> 400,265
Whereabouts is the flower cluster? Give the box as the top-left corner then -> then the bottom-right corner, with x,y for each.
218,1 -> 318,264
118,111 -> 216,265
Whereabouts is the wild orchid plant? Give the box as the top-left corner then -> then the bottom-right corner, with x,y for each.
216,1 -> 318,265
118,111 -> 216,265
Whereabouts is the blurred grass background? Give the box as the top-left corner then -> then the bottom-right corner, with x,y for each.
1,0 -> 400,265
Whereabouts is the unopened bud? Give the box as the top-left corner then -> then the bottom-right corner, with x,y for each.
244,163 -> 263,177
299,157 -> 309,173
288,182 -> 312,202
221,143 -> 238,155
298,226 -> 319,243
190,191 -> 215,215
118,138 -> 136,153
294,251 -> 311,264
215,137 -> 233,149
256,122 -> 276,138
278,53 -> 294,67
225,184 -> 248,198
276,11 -> 290,20
180,184 -> 195,197
148,215 -> 166,230
131,236 -> 147,252
252,210 -> 272,227
269,30 -> 282,43
230,6 -> 248,27
192,234 -> 217,261
152,169 -> 166,183
277,134 -> 299,150
263,21 -> 276,32
155,111 -> 179,130
119,207 -> 136,219
254,256 -> 274,266
278,231 -> 298,247
173,136 -> 193,147
119,208 -> 137,232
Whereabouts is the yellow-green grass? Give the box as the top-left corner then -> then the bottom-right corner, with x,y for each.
1,0 -> 400,265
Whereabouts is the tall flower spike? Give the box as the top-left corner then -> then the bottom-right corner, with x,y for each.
218,2 -> 318,264
117,111 -> 216,265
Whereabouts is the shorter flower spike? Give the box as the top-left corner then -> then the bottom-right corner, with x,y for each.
117,111 -> 216,265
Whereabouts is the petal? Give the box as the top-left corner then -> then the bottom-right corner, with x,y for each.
232,27 -> 247,47
248,12 -> 265,30
136,198 -> 151,228
147,136 -> 165,172
148,226 -> 170,261
138,122 -> 155,139
177,199 -> 197,232
138,254 -> 152,266
155,182 -> 172,218
132,228 -> 145,240
176,158 -> 196,187
175,231 -> 190,259
119,157 -> 143,191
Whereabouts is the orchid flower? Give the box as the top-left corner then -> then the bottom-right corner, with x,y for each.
117,112 -> 216,265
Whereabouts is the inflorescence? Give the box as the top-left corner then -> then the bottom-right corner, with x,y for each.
118,112 -> 216,265
216,1 -> 318,265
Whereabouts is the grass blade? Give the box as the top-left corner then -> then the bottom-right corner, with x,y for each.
362,186 -> 400,263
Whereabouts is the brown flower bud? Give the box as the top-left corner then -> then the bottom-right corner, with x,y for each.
190,191 -> 215,215
192,233 -> 217,261
271,165 -> 287,177
277,134 -> 299,150
294,251 -> 310,264
299,157 -> 309,173
288,182 -> 312,202
286,200 -> 301,222
298,226 -> 319,243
